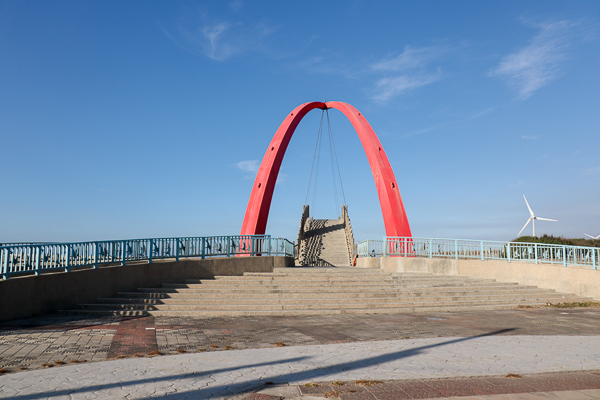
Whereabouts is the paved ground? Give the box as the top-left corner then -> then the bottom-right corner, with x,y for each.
1,308 -> 599,399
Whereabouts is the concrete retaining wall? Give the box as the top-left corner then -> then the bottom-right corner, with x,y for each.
0,256 -> 294,322
356,256 -> 600,300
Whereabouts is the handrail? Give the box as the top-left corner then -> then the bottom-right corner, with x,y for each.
355,237 -> 599,270
341,205 -> 355,263
0,235 -> 294,279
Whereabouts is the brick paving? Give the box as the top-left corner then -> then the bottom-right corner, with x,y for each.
1,307 -> 600,398
295,371 -> 600,399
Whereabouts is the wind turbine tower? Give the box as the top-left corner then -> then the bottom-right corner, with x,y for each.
517,195 -> 557,237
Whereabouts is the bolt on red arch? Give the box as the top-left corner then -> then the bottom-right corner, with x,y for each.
240,101 -> 412,239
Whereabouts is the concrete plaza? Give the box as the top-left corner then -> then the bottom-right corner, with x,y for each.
1,308 -> 600,399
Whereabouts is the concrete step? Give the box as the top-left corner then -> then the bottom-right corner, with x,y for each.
135,282 -> 542,294
71,298 -> 590,317
97,292 -> 579,306
115,287 -> 565,299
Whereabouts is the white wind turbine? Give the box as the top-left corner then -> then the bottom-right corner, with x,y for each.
584,233 -> 600,239
517,195 -> 557,237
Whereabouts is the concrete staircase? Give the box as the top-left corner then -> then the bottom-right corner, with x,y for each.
299,219 -> 351,267
69,267 -> 592,317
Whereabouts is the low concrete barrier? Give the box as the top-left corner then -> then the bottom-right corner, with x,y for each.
356,257 -> 600,301
0,256 -> 294,321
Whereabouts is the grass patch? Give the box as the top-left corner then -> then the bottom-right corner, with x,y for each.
70,359 -> 87,363
134,353 -> 144,357
224,345 -> 235,350
505,373 -> 522,378
324,390 -> 340,398
332,381 -> 345,386
550,302 -> 600,308
210,344 -> 219,348
355,380 -> 383,386
304,383 -> 320,387
516,305 -> 534,309
147,350 -> 162,356
19,367 -> 27,371
177,348 -> 186,353
54,360 -> 66,365
0,368 -> 9,375
41,363 -> 54,368
116,355 -> 127,359
274,342 -> 286,347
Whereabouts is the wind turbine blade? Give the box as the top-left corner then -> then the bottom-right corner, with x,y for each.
585,233 -> 594,239
536,217 -> 557,222
518,218 -> 531,237
523,194 -> 534,217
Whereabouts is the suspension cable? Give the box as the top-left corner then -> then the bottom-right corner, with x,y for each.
304,109 -> 347,218
326,109 -> 347,207
304,111 -> 325,210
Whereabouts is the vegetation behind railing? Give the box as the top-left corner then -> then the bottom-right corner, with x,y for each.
0,235 -> 294,279
356,237 -> 599,270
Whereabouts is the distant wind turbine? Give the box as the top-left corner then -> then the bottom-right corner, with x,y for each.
584,233 -> 600,240
517,195 -> 557,237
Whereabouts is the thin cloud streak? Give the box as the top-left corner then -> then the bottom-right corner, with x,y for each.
403,107 -> 494,137
236,160 -> 260,177
371,45 -> 450,71
369,45 -> 451,102
165,9 -> 277,61
371,73 -> 440,102
489,19 -> 581,99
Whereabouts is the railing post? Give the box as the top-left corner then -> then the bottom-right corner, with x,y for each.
1,248 -> 7,279
66,244 -> 71,272
593,249 -> 597,270
94,242 -> 99,269
149,239 -> 153,264
534,243 -> 538,264
428,238 -> 432,258
176,238 -> 180,262
227,236 -> 231,258
480,241 -> 484,261
383,238 -> 387,257
121,240 -> 126,266
563,245 -> 567,267
35,246 -> 41,276
507,243 -> 511,263
201,237 -> 206,260
454,240 -> 458,260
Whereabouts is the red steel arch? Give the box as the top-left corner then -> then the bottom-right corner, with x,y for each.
240,101 -> 412,238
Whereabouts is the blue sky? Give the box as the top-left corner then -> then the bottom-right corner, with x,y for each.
1,1 -> 599,243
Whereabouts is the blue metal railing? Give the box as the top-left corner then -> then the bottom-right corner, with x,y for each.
356,237 -> 598,270
0,235 -> 294,279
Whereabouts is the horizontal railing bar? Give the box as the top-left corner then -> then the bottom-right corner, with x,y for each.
0,235 -> 294,279
355,237 -> 599,271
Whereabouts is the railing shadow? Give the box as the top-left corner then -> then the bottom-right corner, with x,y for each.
4,328 -> 517,400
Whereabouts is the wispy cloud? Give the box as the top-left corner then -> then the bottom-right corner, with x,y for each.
165,9 -> 277,61
489,19 -> 582,99
371,45 -> 449,71
372,73 -> 440,102
404,107 -> 493,137
235,160 -> 260,178
369,45 -> 450,102
229,0 -> 243,12
521,134 -> 540,140
583,166 -> 600,176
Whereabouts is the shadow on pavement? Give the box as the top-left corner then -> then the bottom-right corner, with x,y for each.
3,328 -> 517,400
